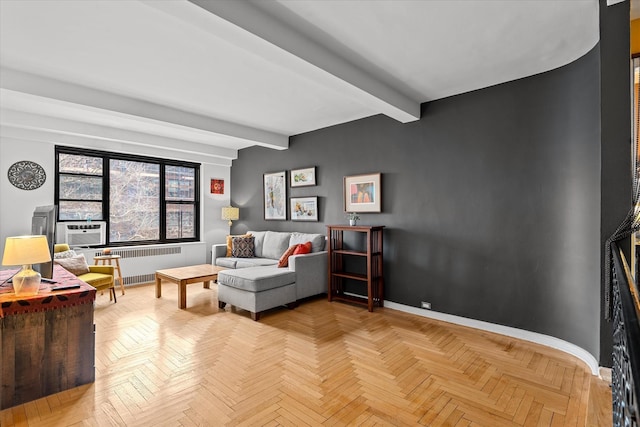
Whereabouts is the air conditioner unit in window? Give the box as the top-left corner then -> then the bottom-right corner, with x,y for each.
64,221 -> 106,247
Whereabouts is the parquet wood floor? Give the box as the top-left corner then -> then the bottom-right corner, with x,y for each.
1,282 -> 611,426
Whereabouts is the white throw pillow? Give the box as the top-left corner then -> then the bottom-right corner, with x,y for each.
54,249 -> 77,259
54,254 -> 90,276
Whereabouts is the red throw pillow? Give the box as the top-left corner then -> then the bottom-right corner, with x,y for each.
278,244 -> 299,268
292,241 -> 312,255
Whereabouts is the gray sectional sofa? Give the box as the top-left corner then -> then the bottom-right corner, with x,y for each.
212,230 -> 327,320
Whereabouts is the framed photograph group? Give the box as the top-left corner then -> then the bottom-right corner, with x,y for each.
344,173 -> 381,213
264,171 -> 287,220
291,196 -> 318,221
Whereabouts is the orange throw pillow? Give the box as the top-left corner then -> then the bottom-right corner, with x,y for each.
293,241 -> 312,255
226,234 -> 251,257
278,244 -> 299,268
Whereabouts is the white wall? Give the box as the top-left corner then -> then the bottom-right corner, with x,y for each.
202,162 -> 233,263
0,135 -> 232,267
0,137 -> 55,250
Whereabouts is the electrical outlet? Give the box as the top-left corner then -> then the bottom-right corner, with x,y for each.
421,301 -> 431,310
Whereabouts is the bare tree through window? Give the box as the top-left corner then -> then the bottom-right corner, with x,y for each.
110,160 -> 160,242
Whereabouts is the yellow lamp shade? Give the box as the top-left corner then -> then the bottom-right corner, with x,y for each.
221,206 -> 239,226
2,235 -> 51,266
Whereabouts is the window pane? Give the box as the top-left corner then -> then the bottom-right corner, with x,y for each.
166,204 -> 195,239
166,166 -> 195,201
59,175 -> 102,200
56,147 -> 199,244
110,160 -> 160,242
59,201 -> 103,220
59,153 -> 102,175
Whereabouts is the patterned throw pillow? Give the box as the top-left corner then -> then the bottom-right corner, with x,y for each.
54,254 -> 90,276
226,234 -> 252,257
231,236 -> 255,258
278,244 -> 299,268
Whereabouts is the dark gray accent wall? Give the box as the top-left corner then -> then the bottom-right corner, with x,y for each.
231,46 -> 605,360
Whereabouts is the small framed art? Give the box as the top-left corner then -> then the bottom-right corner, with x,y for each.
291,196 -> 318,221
290,167 -> 316,187
210,178 -> 224,194
264,171 -> 287,220
344,173 -> 381,213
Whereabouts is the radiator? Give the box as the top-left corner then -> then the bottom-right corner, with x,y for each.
75,242 -> 206,286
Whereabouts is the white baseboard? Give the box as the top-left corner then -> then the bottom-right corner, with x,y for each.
383,301 -> 600,376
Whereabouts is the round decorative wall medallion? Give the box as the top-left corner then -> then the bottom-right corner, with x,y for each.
7,160 -> 47,190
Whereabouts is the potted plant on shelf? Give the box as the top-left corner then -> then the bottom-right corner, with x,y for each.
347,212 -> 360,226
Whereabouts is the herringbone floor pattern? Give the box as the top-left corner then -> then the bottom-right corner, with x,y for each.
1,282 -> 611,426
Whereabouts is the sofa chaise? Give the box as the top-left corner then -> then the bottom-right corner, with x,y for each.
212,231 -> 327,320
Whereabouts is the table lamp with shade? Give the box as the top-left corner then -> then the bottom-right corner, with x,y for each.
221,206 -> 239,226
2,235 -> 51,296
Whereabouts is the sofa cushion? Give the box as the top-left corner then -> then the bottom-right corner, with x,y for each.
226,233 -> 252,257
293,241 -> 312,255
235,258 -> 278,268
216,258 -> 238,269
54,254 -> 90,276
232,236 -> 255,258
247,231 -> 267,258
262,231 -> 291,260
216,257 -> 279,269
289,232 -> 325,253
278,245 -> 299,268
218,266 -> 296,292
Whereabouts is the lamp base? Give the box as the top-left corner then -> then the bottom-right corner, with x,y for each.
13,264 -> 41,296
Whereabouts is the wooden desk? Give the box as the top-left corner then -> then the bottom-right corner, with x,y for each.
155,264 -> 225,309
94,254 -> 124,295
0,265 -> 96,409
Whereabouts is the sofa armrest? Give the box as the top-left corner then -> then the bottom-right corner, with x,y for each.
212,244 -> 227,266
88,265 -> 115,275
288,251 -> 328,299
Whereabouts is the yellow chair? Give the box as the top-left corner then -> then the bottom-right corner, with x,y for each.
54,244 -> 117,302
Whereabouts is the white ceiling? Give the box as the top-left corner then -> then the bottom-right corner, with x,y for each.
0,0 -> 600,165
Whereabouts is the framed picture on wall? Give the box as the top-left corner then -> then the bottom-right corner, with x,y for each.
210,178 -> 224,194
290,167 -> 316,187
291,196 -> 318,221
264,171 -> 287,220
344,173 -> 381,213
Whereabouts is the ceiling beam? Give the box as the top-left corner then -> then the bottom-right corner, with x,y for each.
0,67 -> 289,150
1,125 -> 234,168
1,109 -> 237,165
185,0 -> 420,123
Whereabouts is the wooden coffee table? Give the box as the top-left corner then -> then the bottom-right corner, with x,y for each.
155,264 -> 226,309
